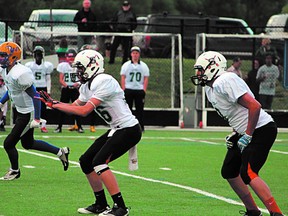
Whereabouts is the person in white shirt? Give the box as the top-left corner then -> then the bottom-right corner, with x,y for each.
38,49 -> 142,216
25,46 -> 54,133
0,75 -> 7,131
191,51 -> 283,216
120,46 -> 149,131
54,48 -> 83,133
0,42 -> 69,181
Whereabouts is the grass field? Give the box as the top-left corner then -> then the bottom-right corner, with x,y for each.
0,127 -> 287,216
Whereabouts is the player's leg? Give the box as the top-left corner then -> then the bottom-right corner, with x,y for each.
241,122 -> 283,215
134,90 -> 145,131
109,36 -> 121,64
94,124 -> 142,216
78,130 -> 111,214
221,144 -> 261,215
0,112 -> 29,180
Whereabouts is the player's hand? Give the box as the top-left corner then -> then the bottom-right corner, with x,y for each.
225,131 -> 238,149
237,133 -> 252,153
30,118 -> 47,128
35,91 -> 59,108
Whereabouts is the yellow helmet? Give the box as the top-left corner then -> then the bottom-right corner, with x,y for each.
0,42 -> 22,68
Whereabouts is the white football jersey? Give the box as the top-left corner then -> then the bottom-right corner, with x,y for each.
79,73 -> 139,129
0,63 -> 35,114
25,61 -> 53,88
57,62 -> 78,86
205,72 -> 273,133
120,60 -> 150,90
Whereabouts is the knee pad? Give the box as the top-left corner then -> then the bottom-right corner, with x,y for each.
94,164 -> 109,175
240,164 -> 259,184
79,155 -> 94,174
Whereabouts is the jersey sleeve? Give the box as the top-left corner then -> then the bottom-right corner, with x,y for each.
91,76 -> 119,101
17,70 -> 34,90
120,62 -> 128,75
57,62 -> 66,73
142,62 -> 150,77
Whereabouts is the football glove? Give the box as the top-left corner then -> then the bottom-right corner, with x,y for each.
225,131 -> 238,149
237,133 -> 252,153
30,118 -> 47,128
35,91 -> 59,108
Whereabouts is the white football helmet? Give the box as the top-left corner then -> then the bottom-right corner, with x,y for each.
191,51 -> 227,86
72,49 -> 105,84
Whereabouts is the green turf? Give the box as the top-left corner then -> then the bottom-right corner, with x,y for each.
0,128 -> 287,216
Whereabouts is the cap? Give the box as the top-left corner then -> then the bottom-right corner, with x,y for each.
123,1 -> 130,6
130,46 -> 140,53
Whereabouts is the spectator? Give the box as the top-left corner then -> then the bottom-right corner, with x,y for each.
56,37 -> 68,63
25,46 -> 54,133
227,57 -> 243,78
0,75 -> 7,131
54,48 -> 84,133
120,46 -> 149,132
256,38 -> 280,66
108,1 -> 137,64
0,42 -> 69,180
38,50 -> 142,216
191,51 -> 284,216
256,54 -> 280,110
73,0 -> 97,51
245,59 -> 260,101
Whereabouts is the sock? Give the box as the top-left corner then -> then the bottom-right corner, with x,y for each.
94,190 -> 108,207
112,192 -> 126,209
264,197 -> 282,214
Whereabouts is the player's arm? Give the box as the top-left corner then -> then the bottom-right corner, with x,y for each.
59,73 -> 68,88
121,75 -> 126,90
46,74 -> 51,94
53,98 -> 102,117
237,92 -> 261,136
25,85 -> 41,120
143,76 -> 149,92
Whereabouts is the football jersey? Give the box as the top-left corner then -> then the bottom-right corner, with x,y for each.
57,62 -> 78,86
120,60 -> 150,90
205,72 -> 273,133
0,63 -> 35,114
25,61 -> 53,88
79,73 -> 139,129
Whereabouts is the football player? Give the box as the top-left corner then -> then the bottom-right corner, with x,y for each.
38,49 -> 142,216
25,46 -> 54,133
0,42 -> 70,180
191,51 -> 283,216
54,48 -> 84,133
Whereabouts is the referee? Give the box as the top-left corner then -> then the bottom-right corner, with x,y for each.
120,46 -> 149,132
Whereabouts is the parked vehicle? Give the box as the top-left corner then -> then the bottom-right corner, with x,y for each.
137,13 -> 254,58
19,9 -> 78,56
265,13 -> 288,35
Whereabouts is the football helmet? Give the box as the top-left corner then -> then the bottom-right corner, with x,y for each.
0,42 -> 21,68
72,49 -> 104,84
191,51 -> 227,86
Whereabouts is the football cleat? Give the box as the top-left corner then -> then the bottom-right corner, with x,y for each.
90,125 -> 96,132
77,203 -> 110,214
54,127 -> 62,133
78,128 -> 84,133
68,124 -> 78,131
239,210 -> 262,216
0,168 -> 21,180
99,204 -> 129,216
59,147 -> 70,171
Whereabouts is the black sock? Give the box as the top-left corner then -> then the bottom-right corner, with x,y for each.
112,192 -> 126,209
94,190 -> 108,207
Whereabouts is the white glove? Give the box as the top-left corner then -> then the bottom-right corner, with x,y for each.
225,131 -> 238,149
30,118 -> 47,128
237,133 -> 252,153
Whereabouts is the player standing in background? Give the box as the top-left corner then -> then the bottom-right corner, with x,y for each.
0,42 -> 69,180
120,46 -> 149,132
54,48 -> 84,133
0,75 -> 8,131
25,46 -> 53,133
191,51 -> 284,216
38,49 -> 142,216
